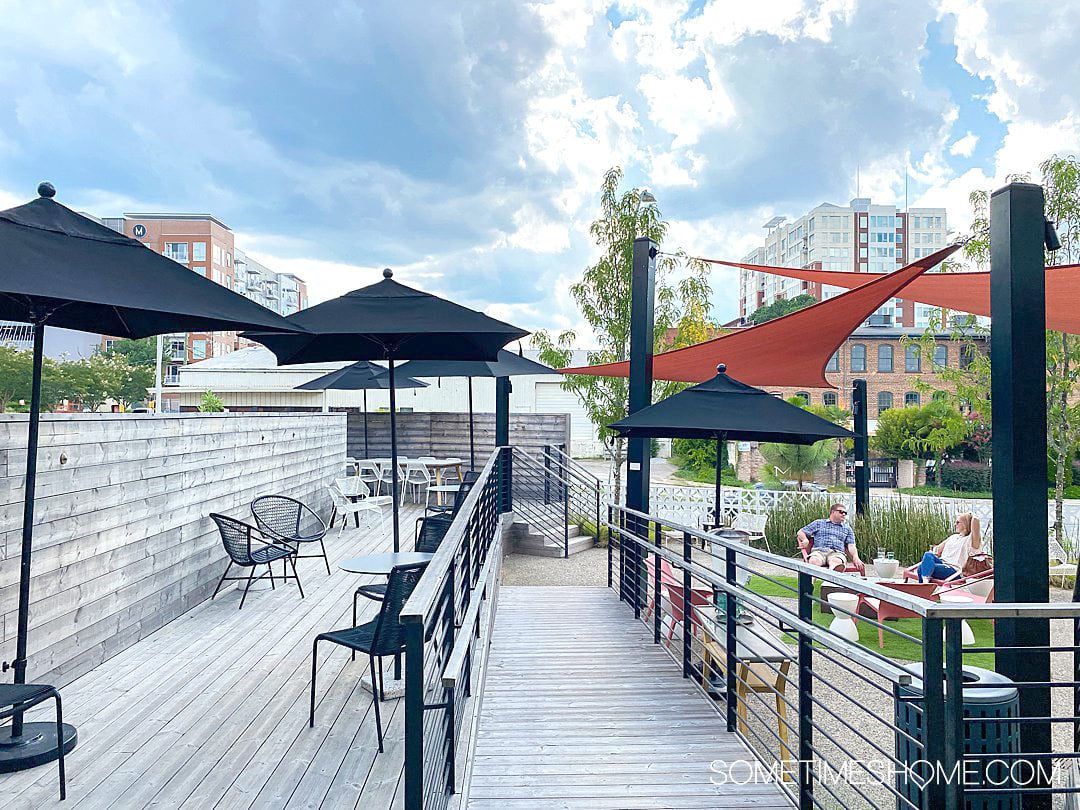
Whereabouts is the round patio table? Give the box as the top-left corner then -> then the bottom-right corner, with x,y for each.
339,552 -> 433,575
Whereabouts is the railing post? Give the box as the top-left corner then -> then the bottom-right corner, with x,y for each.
944,619 -> 965,810
682,531 -> 692,679
595,479 -> 601,547
403,622 -> 424,810
653,520 -> 662,645
543,445 -> 551,505
922,618 -> 946,810
797,571 -> 814,808
619,508 -> 627,603
563,478 -> 570,558
724,545 -> 738,734
607,504 -> 613,590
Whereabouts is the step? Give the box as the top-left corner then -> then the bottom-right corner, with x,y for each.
513,531 -> 594,557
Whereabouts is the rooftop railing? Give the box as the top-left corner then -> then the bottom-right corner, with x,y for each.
401,447 -> 508,810
606,503 -> 1080,809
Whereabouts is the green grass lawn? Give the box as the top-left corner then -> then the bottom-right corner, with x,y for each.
745,575 -> 995,668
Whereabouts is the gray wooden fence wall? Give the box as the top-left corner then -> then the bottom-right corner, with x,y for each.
0,412 -> 345,688
339,410 -> 570,461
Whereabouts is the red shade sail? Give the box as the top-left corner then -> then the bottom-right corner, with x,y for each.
707,259 -> 1080,335
563,244 -> 960,388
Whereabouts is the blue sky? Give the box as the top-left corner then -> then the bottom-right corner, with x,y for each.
0,0 -> 1076,342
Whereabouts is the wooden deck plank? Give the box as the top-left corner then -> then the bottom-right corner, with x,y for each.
465,587 -> 788,809
0,506 -> 423,810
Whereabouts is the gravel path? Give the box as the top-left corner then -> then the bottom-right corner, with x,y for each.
500,545 -> 608,586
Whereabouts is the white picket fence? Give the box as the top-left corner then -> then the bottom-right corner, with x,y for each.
603,483 -> 1080,551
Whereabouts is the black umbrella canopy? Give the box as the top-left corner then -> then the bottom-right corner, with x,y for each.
392,349 -> 559,380
0,184 -> 304,773
295,360 -> 427,391
608,364 -> 853,444
246,268 -> 529,555
243,268 -> 529,365
0,184 -> 301,335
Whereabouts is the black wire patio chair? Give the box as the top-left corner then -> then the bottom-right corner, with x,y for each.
310,562 -> 427,752
209,513 -> 304,610
0,684 -> 67,799
251,495 -> 331,575
350,515 -> 451,644
413,471 -> 479,541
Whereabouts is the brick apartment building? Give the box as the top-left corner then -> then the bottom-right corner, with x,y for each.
99,213 -> 308,393
765,326 -> 987,426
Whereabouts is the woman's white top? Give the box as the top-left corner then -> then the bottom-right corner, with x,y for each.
940,533 -> 969,568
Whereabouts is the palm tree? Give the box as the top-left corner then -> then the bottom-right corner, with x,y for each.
759,440 -> 834,491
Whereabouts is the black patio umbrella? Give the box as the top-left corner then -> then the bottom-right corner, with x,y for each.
393,349 -> 558,469
295,361 -> 427,458
608,364 -> 853,522
244,268 -> 529,552
0,184 -> 303,772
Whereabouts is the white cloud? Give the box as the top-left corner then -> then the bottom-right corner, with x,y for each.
949,132 -> 979,157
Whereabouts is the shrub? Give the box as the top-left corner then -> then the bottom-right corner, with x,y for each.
764,496 -> 951,564
199,390 -> 225,412
939,460 -> 991,492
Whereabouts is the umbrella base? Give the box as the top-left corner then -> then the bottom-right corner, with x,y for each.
0,722 -> 77,772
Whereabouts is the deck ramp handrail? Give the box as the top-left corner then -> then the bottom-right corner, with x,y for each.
401,447 -> 508,810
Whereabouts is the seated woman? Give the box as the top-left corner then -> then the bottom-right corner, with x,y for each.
918,512 -> 981,582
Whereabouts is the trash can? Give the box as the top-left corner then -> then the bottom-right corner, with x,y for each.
708,529 -> 752,622
894,664 -> 1019,810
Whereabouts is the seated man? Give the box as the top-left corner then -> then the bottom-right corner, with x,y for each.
797,503 -> 864,572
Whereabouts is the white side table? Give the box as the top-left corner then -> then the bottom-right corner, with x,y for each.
827,592 -> 860,643
937,592 -> 976,645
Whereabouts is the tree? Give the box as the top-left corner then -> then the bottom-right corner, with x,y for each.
806,402 -> 852,486
747,293 -> 816,325
1041,155 -> 1080,542
759,441 -> 834,490
199,390 -> 225,412
0,346 -> 34,412
871,401 -> 971,482
105,337 -> 161,370
532,167 -> 713,499
910,156 -> 1080,544
757,397 -> 842,490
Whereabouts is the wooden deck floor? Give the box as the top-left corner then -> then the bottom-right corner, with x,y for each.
466,587 -> 791,809
0,504 -> 424,810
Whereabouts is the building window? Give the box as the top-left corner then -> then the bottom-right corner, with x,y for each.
905,392 -> 921,407
192,242 -> 206,262
826,352 -> 840,372
213,245 -> 222,265
933,345 -> 948,369
851,344 -> 867,373
163,242 -> 189,263
878,391 -> 893,415
823,392 -> 837,407
794,391 -> 810,405
191,340 -> 207,360
169,339 -> 185,361
877,345 -> 894,373
960,345 -> 975,369
905,345 -> 921,372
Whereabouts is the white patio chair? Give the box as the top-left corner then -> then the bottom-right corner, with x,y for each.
731,512 -> 770,553
401,462 -> 432,504
327,482 -> 384,533
345,456 -> 359,476
373,461 -> 396,496
355,460 -> 380,490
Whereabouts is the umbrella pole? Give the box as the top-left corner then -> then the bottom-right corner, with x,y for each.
468,376 -> 475,470
714,433 -> 726,528
388,360 -> 400,553
363,390 -> 369,459
0,321 -> 77,769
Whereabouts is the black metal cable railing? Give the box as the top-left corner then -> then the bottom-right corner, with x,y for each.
605,503 -> 1080,810
508,446 -> 601,556
402,448 -> 506,810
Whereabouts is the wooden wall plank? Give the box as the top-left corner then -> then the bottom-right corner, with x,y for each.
0,412 -> 346,687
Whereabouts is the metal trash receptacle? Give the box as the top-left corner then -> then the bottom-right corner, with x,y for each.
894,663 -> 1019,810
